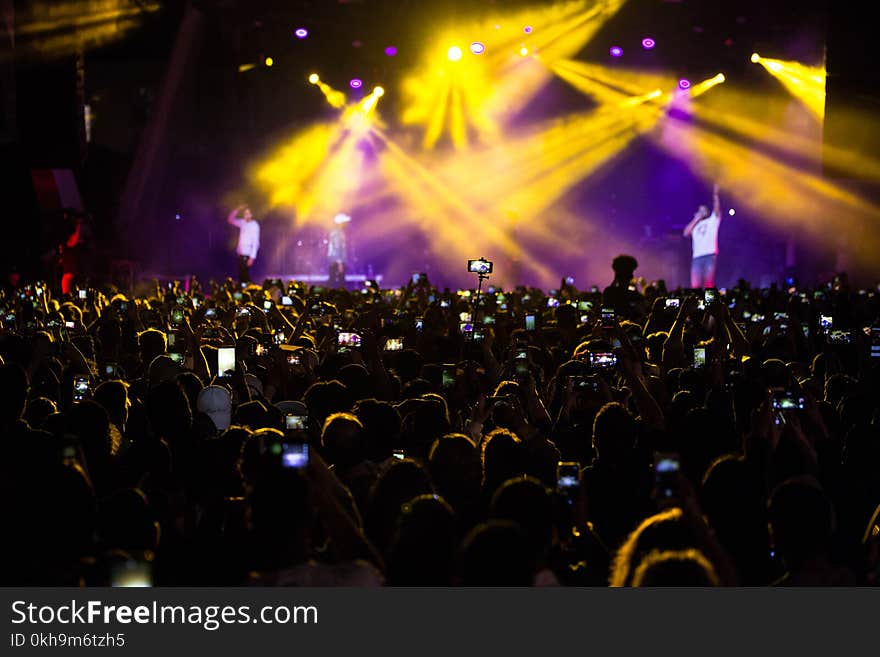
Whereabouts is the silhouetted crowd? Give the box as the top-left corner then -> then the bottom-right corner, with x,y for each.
1,264 -> 879,586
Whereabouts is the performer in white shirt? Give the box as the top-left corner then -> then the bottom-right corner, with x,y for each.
227,204 -> 260,283
683,183 -> 722,288
327,213 -> 350,288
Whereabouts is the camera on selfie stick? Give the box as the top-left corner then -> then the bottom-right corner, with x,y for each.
467,258 -> 494,325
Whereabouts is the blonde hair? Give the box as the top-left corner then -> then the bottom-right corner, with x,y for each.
609,507 -> 684,587
631,548 -> 720,586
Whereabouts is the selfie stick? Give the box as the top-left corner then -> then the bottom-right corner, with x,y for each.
472,258 -> 490,325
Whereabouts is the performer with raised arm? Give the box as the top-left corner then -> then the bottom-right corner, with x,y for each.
683,183 -> 722,288
227,204 -> 260,284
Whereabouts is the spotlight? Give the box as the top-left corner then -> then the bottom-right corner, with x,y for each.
264,57 -> 274,67
641,37 -> 655,50
520,46 -> 529,56
294,28 -> 308,39
728,208 -> 736,216
349,78 -> 363,89
384,45 -> 397,57
524,26 -> 533,34
470,42 -> 485,55
447,46 -> 463,62
715,73 -> 726,83
678,78 -> 691,90
373,86 -> 384,97
609,46 -> 623,57
751,52 -> 760,63
308,73 -> 320,84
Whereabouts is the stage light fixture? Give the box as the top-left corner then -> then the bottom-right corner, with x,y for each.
678,78 -> 691,89
308,73 -> 320,84
642,37 -> 655,50
447,46 -> 463,62
385,46 -> 398,56
609,46 -> 623,57
264,57 -> 274,67
373,86 -> 385,97
520,46 -> 529,56
470,42 -> 485,55
524,26 -> 533,34
728,208 -> 736,216
350,78 -> 363,89
294,28 -> 308,39
751,53 -> 760,63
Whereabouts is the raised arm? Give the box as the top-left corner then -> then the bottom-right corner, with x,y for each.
712,183 -> 721,219
227,205 -> 244,226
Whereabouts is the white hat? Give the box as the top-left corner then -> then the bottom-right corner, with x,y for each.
197,385 -> 232,432
333,213 -> 351,224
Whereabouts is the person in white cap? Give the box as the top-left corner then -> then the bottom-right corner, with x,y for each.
196,385 -> 232,433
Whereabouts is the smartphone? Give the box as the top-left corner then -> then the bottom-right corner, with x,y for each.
338,332 -> 362,348
772,388 -> 806,411
170,308 -> 184,326
263,300 -> 273,310
78,289 -> 87,300
665,298 -> 680,308
819,315 -> 833,333
869,327 -> 880,358
286,352 -> 301,366
568,375 -> 598,391
281,296 -> 293,306
104,362 -> 118,378
654,452 -> 681,499
524,314 -> 536,331
704,288 -> 717,305
459,322 -> 474,335
110,559 -> 153,588
467,258 -> 493,274
483,314 -> 496,325
73,375 -> 91,402
217,347 -> 236,375
385,337 -> 404,351
235,307 -> 249,318
826,329 -> 851,344
547,297 -> 560,308
441,364 -> 456,389
274,328 -> 286,345
693,347 -> 706,368
440,299 -> 450,308
557,461 -> 580,500
284,414 -> 308,431
280,442 -> 309,469
65,320 -> 76,329
204,307 -> 217,319
169,352 -> 185,364
801,322 -> 810,339
415,317 -> 424,332
393,449 -> 405,460
589,351 -> 618,370
578,300 -> 592,311
600,307 -> 615,327
233,291 -> 243,301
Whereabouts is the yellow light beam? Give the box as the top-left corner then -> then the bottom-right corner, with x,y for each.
753,56 -> 826,119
